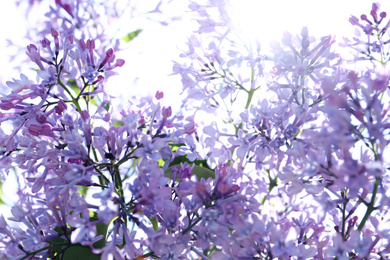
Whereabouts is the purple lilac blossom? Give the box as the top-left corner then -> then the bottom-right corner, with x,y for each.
0,1 -> 390,259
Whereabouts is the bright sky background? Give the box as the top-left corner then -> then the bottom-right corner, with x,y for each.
230,0 -> 382,44
0,0 -> 389,210
1,1 -> 389,95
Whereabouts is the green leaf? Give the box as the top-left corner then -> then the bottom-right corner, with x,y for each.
162,144 -> 214,181
113,121 -> 124,127
93,222 -> 108,249
63,244 -> 101,260
77,185 -> 89,196
169,143 -> 186,152
164,166 -> 175,180
103,102 -> 110,111
165,165 -> 215,181
48,237 -> 67,253
53,226 -> 64,234
122,29 -> 142,43
90,97 -> 98,107
0,182 -> 4,205
168,153 -> 211,171
89,212 -> 108,249
192,165 -> 215,180
68,79 -> 80,96
148,217 -> 159,231
47,228 -> 70,258
157,158 -> 165,167
49,211 -> 108,259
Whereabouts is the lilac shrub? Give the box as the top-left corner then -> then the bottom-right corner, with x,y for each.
0,0 -> 389,259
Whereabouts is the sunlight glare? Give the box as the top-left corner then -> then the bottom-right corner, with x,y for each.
228,0 -> 385,52
229,0 -> 305,50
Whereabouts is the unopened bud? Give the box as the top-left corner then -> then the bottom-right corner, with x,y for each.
155,90 -> 164,100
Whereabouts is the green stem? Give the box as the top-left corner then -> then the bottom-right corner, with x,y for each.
20,246 -> 50,260
57,76 -> 82,112
95,168 -> 110,186
76,83 -> 90,100
182,217 -> 202,235
358,178 -> 379,231
245,88 -> 256,110
250,67 -> 255,84
113,165 -> 124,198
341,198 -> 347,240
261,171 -> 278,204
112,164 -> 127,229
20,243 -> 69,260
134,251 -> 156,260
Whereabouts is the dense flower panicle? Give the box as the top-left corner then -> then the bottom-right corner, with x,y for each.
171,1 -> 390,259
1,0 -> 390,259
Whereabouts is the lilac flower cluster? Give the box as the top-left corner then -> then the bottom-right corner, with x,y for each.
8,0 -> 178,75
0,0 -> 390,259
346,3 -> 390,63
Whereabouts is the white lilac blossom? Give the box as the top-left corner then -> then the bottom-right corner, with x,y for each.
0,1 -> 390,259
